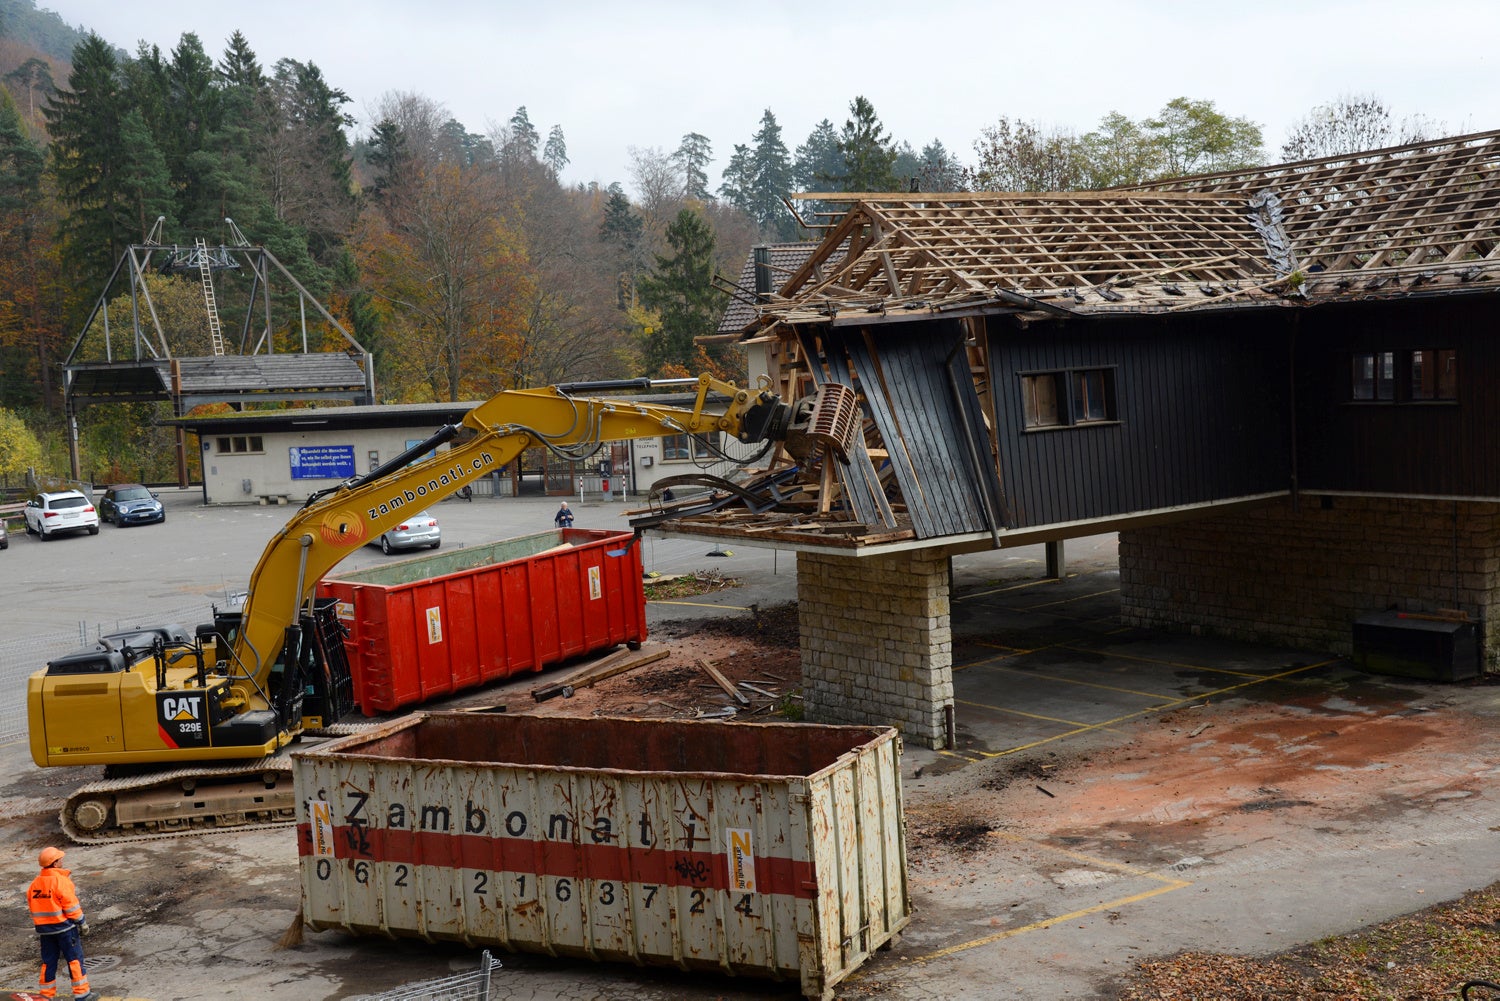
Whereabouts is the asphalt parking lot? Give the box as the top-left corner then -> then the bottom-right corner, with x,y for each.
0,488 -> 1497,999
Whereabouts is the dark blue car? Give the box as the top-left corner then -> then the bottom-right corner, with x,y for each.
99,483 -> 166,527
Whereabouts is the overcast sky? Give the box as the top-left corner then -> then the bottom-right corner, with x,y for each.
40,0 -> 1500,194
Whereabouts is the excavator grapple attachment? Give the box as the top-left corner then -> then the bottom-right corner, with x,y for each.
804,383 -> 861,461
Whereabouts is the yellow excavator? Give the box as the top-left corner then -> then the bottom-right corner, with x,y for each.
28,375 -> 858,842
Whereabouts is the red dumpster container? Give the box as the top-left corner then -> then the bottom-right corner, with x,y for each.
316,528 -> 645,716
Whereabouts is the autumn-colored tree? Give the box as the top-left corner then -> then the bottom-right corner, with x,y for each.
490,159 -> 632,387
357,99 -> 528,401
972,117 -> 1087,192
77,400 -> 183,484
627,144 -> 683,242
0,405 -> 43,477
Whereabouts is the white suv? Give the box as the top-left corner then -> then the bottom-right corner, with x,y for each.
23,490 -> 101,541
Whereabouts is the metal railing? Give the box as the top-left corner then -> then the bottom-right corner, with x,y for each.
352,951 -> 502,1001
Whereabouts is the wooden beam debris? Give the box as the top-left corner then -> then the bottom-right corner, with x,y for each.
531,647 -> 669,701
696,658 -> 750,704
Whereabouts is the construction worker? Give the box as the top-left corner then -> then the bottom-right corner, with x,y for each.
27,846 -> 97,1001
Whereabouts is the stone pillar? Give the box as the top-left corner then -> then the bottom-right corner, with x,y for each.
797,548 -> 953,749
1119,497 -> 1500,668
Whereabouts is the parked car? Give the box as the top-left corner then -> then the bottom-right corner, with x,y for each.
0,516 -> 8,550
99,483 -> 166,526
23,490 -> 100,541
370,510 -> 440,554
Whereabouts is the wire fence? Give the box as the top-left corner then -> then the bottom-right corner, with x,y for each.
0,598 -> 229,742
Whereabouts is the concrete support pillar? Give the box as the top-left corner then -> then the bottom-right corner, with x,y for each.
797,548 -> 954,749
1045,540 -> 1066,579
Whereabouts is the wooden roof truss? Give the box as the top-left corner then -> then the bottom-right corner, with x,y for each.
747,130 -> 1500,328
1133,130 -> 1500,297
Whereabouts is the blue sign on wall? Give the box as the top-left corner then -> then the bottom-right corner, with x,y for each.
289,444 -> 356,480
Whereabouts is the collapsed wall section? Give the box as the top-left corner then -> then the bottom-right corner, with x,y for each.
1119,497 -> 1500,668
797,549 -> 953,749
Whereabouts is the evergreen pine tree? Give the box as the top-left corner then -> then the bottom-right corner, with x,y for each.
918,140 -> 967,192
269,59 -> 356,263
46,33 -> 136,283
794,118 -> 843,191
637,208 -> 720,373
0,90 -> 50,405
720,110 -> 796,239
0,90 -> 43,216
673,132 -> 713,201
838,95 -> 899,192
542,125 -> 568,176
116,108 -> 174,240
599,184 -> 646,308
506,106 -> 539,160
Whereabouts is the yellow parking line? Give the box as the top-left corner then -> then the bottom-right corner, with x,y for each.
910,834 -> 1191,962
955,576 -> 1061,601
961,641 -> 1037,659
950,658 -> 1337,760
972,663 -> 1176,700
959,702 -> 1095,727
645,599 -> 754,611
1022,587 -> 1121,610
1059,644 -> 1280,680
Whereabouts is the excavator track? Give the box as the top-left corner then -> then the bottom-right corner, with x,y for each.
61,758 -> 299,845
58,727 -> 378,845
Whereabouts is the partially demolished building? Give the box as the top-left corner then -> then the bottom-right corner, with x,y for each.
664,130 -> 1500,748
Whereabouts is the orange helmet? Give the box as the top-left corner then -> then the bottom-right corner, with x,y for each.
38,846 -> 64,868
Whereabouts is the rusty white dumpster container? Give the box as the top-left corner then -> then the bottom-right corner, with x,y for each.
316,529 -> 646,716
292,713 -> 909,999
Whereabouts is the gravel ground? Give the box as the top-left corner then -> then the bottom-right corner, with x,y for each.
1113,884 -> 1500,999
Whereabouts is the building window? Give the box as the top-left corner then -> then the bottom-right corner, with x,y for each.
214,435 -> 264,454
690,431 -> 723,459
662,432 -> 722,461
1351,349 -> 1456,403
1022,368 -> 1117,429
1022,373 -> 1062,428
1352,351 -> 1395,401
1073,369 -> 1116,423
1410,348 -> 1457,400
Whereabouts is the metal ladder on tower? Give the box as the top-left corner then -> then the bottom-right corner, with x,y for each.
196,237 -> 226,356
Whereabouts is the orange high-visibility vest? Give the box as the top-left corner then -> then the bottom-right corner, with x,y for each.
27,866 -> 83,933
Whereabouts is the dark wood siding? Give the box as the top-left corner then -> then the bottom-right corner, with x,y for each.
988,312 -> 1292,529
1293,297 -> 1500,497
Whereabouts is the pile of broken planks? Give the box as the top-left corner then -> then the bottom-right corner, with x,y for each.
526,647 -> 800,721
688,658 -> 798,719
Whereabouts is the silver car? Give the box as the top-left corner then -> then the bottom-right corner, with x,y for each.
23,490 -> 101,541
371,510 -> 440,554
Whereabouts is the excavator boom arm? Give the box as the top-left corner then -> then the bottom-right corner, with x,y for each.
228,375 -> 854,700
